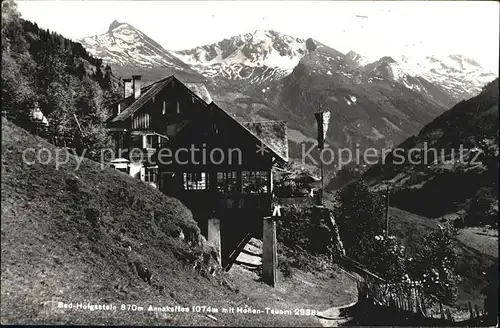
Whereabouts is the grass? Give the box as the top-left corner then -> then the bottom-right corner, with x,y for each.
1,118 -> 356,326
457,228 -> 498,259
1,118 -> 234,325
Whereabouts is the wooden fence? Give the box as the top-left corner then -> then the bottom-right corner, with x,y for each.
336,255 -> 490,324
358,277 -> 489,323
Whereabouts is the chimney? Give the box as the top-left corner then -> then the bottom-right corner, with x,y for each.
123,78 -> 133,98
132,75 -> 142,99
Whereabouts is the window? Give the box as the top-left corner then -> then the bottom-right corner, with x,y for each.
117,133 -> 124,150
145,167 -> 158,183
183,172 -> 209,190
241,171 -> 269,194
132,112 -> 150,129
145,135 -> 158,148
129,134 -> 142,148
176,101 -> 180,114
217,172 -> 237,194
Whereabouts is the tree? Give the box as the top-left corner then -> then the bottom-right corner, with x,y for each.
103,64 -> 112,90
333,180 -> 385,262
2,52 -> 35,120
76,62 -> 86,79
1,0 -> 26,53
409,224 -> 460,305
2,2 -> 120,161
465,188 -> 496,227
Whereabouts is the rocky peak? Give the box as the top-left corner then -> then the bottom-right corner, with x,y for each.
108,20 -> 123,32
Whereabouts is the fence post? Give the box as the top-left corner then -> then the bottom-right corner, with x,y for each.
420,294 -> 427,317
468,301 -> 474,319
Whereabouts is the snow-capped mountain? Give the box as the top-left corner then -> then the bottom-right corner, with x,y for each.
76,20 -> 497,161
275,46 -> 449,156
357,56 -> 449,106
171,30 -> 312,84
358,54 -> 497,106
396,54 -> 497,102
345,50 -> 370,67
78,21 -> 496,104
78,21 -> 198,76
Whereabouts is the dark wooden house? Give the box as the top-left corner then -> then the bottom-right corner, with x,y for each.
106,75 -> 288,265
106,75 -> 214,186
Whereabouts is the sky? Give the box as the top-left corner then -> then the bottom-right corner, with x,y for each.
15,0 -> 500,72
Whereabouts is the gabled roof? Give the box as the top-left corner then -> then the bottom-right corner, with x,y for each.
243,121 -> 289,162
107,75 -> 172,108
110,76 -> 174,123
107,75 -> 289,163
184,83 -> 212,104
210,102 -> 289,163
108,76 -> 213,123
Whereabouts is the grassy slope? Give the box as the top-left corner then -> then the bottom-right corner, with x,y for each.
1,118 -> 228,325
388,207 -> 497,309
1,119 -> 359,326
0,119 -> 323,326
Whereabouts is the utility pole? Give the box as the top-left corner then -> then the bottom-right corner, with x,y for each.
314,110 -> 330,207
320,156 -> 324,205
73,113 -> 85,139
385,184 -> 390,238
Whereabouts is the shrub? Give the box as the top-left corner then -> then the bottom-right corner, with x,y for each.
365,235 -> 407,283
465,194 -> 496,227
333,180 -> 385,263
409,224 -> 460,305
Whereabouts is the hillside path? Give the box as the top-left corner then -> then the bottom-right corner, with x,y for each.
315,301 -> 357,327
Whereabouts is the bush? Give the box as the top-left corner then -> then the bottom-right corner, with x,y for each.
464,193 -> 496,227
409,224 -> 460,305
276,204 -> 312,251
333,180 -> 385,263
365,235 -> 407,283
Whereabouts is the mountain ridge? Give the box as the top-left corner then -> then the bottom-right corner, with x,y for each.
363,78 -> 499,220
79,21 -> 497,105
77,21 -> 497,164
